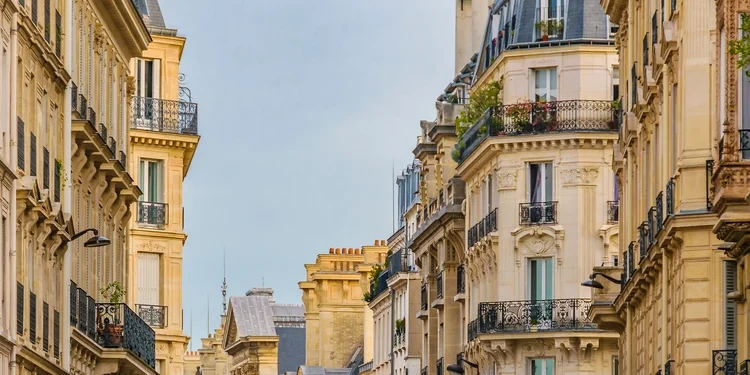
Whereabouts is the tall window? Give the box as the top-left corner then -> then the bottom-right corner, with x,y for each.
532,68 -> 558,102
136,253 -> 160,306
612,66 -> 620,101
724,260 -> 737,349
527,162 -> 553,203
528,258 -> 553,325
671,84 -> 677,171
28,240 -> 34,290
529,358 -> 554,375
135,58 -> 160,99
486,173 -> 493,213
139,159 -> 164,203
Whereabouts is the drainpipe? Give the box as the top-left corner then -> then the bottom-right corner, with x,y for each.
9,7 -> 19,375
661,251 -> 668,369
62,0 -> 73,370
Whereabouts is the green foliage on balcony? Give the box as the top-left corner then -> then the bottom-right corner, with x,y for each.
455,81 -> 502,139
730,14 -> 750,78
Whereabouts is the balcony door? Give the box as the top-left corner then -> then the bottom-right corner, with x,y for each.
527,258 -> 553,328
532,68 -> 558,102
139,159 -> 165,225
134,58 -> 161,128
526,162 -> 553,224
136,252 -> 160,306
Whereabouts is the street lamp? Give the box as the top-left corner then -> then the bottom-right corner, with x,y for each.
447,358 -> 479,375
581,272 -> 622,289
70,228 -> 111,248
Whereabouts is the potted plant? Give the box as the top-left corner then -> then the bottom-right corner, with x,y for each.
536,21 -> 549,41
608,100 -> 621,130
529,317 -> 540,332
99,282 -> 126,346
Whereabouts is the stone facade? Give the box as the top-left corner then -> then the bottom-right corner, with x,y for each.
299,242 -> 389,369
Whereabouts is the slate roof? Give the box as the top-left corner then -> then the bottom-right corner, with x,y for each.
229,295 -> 277,337
136,0 -> 167,29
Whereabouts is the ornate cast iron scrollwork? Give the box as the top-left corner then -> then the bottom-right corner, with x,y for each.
132,96 -> 198,135
475,298 -> 599,334
97,303 -> 156,368
137,201 -> 168,225
712,349 -> 737,375
136,304 -> 167,329
519,201 -> 557,225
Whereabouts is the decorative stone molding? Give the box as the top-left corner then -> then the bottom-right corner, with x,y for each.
512,226 -> 565,266
140,240 -> 167,254
496,168 -> 517,190
561,167 -> 599,186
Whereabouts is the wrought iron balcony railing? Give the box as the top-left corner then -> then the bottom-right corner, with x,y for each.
468,319 -> 478,342
132,96 -> 198,135
96,303 -> 156,368
17,282 -> 23,335
706,159 -> 714,210
607,200 -> 619,223
437,358 -> 444,375
99,123 -> 108,143
79,94 -> 87,117
712,349 -> 737,375
457,264 -> 466,294
665,360 -> 674,375
72,286 -> 96,340
370,270 -> 390,300
666,178 -> 675,216
137,201 -> 167,226
468,208 -> 498,247
656,191 -> 664,233
119,151 -> 127,169
740,359 -> 748,375
421,367 -> 428,375
519,201 -> 557,225
456,100 -> 618,163
136,304 -> 167,329
638,221 -> 650,260
420,283 -> 427,311
436,271 -> 444,299
71,82 -> 78,113
475,299 -> 598,334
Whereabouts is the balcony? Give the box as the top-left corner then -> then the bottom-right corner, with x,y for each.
604,200 -> 619,223
456,100 -> 619,163
519,201 -> 557,225
420,283 -> 428,311
474,299 -> 599,334
468,319 -> 478,342
358,361 -> 373,373
70,284 -> 96,341
533,6 -> 565,41
96,303 -> 156,368
713,350 -> 737,375
421,367 -> 428,375
135,304 -> 167,329
436,358 -> 443,375
369,270 -> 390,301
131,96 -> 198,135
468,208 -> 497,248
137,201 -> 167,226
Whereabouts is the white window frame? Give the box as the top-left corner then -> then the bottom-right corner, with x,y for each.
528,358 -> 555,375
526,162 -> 554,203
531,68 -> 558,102
139,159 -> 164,203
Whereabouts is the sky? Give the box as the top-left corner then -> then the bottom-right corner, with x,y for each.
155,0 -> 456,344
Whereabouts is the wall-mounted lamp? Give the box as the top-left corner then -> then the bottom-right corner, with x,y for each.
581,272 -> 623,289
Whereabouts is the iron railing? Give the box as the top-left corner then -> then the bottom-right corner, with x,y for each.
740,129 -> 750,155
43,301 -> 49,351
436,271 -> 444,299
96,303 -> 156,368
70,281 -> 77,325
627,242 -> 635,277
631,63 -> 638,108
468,319 -> 478,341
643,34 -> 649,72
53,310 -> 60,358
437,358 -> 444,375
421,367 -> 428,375
370,270 -> 390,300
79,94 -> 87,116
120,151 -> 127,169
88,107 -> 96,127
99,123 -> 108,143
740,359 -> 748,375
607,200 -> 619,223
71,82 -> 78,113
420,283 -> 427,311
666,178 -> 675,216
136,304 -> 167,329
476,299 -> 598,333
17,118 -> 24,171
713,349 -> 737,375
520,201 -> 557,225
457,264 -> 466,294
74,287 -> 96,340
665,360 -> 674,375
468,208 -> 498,247
656,191 -> 664,231
108,137 -> 117,156
131,96 -> 199,135
648,206 -> 657,244
639,221 -> 650,260
358,361 -> 373,373
137,201 -> 168,225
652,12 -> 658,46
457,100 -> 618,163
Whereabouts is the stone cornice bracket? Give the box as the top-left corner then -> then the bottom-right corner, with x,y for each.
483,339 -> 516,367
555,338 -> 578,363
579,338 -> 600,362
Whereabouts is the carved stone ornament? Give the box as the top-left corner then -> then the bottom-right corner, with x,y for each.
561,167 -> 599,186
496,168 -> 517,190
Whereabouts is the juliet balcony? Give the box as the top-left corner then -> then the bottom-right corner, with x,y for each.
131,96 -> 199,135
468,299 -> 599,337
455,100 -> 620,164
135,304 -> 167,329
136,201 -> 168,226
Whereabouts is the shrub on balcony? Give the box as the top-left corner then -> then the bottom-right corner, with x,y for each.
730,14 -> 750,78
100,281 -> 126,304
455,80 -> 502,139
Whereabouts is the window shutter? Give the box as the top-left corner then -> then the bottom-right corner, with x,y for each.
43,147 -> 49,189
137,253 -> 160,305
30,132 -> 37,177
152,59 -> 161,99
725,260 -> 737,349
17,118 -> 24,171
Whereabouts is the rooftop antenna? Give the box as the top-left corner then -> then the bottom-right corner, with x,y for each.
262,277 -> 265,288
222,249 -> 227,315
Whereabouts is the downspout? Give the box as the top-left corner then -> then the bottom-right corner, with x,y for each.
9,7 -> 19,375
62,0 -> 73,370
661,251 -> 668,370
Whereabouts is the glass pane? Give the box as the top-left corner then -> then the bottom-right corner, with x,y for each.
530,164 -> 541,202
549,69 -> 558,101
544,258 -> 553,299
545,359 -> 554,374
148,161 -> 159,202
536,69 -> 547,90
139,161 -> 145,201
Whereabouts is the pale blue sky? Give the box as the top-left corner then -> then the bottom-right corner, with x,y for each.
156,0 -> 455,342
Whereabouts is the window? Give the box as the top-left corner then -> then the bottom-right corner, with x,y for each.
527,162 -> 553,203
612,66 -> 620,101
487,174 -> 493,213
139,159 -> 164,203
725,260 -> 737,349
612,255 -> 619,266
137,253 -> 160,306
612,356 -> 619,375
528,258 -> 553,324
532,68 -> 558,102
529,358 -> 554,375
135,58 -> 160,99
28,240 -> 34,290
671,84 -> 677,170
